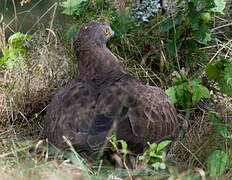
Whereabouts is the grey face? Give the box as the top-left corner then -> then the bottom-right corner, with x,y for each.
77,22 -> 115,47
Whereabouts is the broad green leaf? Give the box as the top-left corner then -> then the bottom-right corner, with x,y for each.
66,24 -> 80,43
188,2 -> 200,30
157,140 -> 171,152
167,41 -> 182,57
211,0 -> 226,15
200,0 -> 215,9
208,113 -> 227,137
207,150 -> 229,177
200,12 -> 213,22
160,12 -> 183,33
190,80 -> 211,105
172,77 -> 182,84
218,64 -> 232,96
176,83 -> 192,109
153,153 -> 163,159
0,57 -> 4,66
193,23 -> 211,45
8,32 -> 30,44
205,61 -> 221,80
186,39 -> 199,53
179,72 -> 188,81
60,0 -> 87,16
166,87 -> 177,104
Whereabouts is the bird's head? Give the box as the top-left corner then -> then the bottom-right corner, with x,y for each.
74,21 -> 115,51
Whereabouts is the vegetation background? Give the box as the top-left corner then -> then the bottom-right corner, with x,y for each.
0,0 -> 231,179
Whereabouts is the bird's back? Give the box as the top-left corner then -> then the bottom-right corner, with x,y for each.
86,77 -> 179,153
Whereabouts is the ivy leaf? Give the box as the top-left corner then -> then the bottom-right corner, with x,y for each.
193,22 -> 211,45
167,40 -> 182,57
207,150 -> 229,177
200,12 -> 213,22
176,83 -> 192,109
200,0 -> 215,9
8,32 -> 30,44
218,64 -> 232,96
190,79 -> 211,105
188,2 -> 200,30
60,0 -> 87,16
211,0 -> 226,15
66,24 -> 80,44
160,11 -> 183,33
208,113 -> 227,137
166,86 -> 177,104
205,61 -> 222,80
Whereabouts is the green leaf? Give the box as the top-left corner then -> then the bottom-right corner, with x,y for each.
166,87 -> 177,104
66,24 -> 80,44
138,155 -> 145,161
167,41 -> 182,57
208,113 -> 227,137
111,11 -> 134,36
157,140 -> 171,152
188,2 -> 200,30
218,64 -> 232,96
205,61 -> 222,80
152,162 -> 166,170
119,140 -> 127,151
193,23 -> 211,45
190,80 -> 211,105
60,0 -> 88,16
8,32 -> 29,44
118,140 -> 127,160
160,12 -> 183,33
166,82 -> 192,109
211,0 -> 226,15
200,12 -> 213,22
176,83 -> 192,109
186,39 -> 199,53
172,77 -> 182,84
207,150 -> 229,177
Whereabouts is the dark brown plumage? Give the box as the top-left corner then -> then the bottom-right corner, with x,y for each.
45,22 -> 179,154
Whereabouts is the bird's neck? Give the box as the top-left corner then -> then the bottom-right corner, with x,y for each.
76,46 -> 126,85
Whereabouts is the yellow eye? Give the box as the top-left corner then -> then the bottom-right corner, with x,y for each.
105,28 -> 109,35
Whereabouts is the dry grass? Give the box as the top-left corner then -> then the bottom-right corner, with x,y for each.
0,30 -> 76,123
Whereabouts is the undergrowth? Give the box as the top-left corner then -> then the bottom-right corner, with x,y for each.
0,0 -> 231,179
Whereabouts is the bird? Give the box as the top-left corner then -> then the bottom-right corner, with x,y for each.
44,21 -> 179,155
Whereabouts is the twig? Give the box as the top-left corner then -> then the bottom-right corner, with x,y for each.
172,13 -> 180,71
107,137 -> 133,180
194,168 -> 206,180
47,3 -> 57,43
46,28 -> 57,48
3,17 -> 16,33
28,3 -> 58,33
209,39 -> 232,63
178,141 -> 206,169
211,22 -> 232,32
138,65 -> 160,87
0,145 -> 33,158
11,0 -> 18,31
